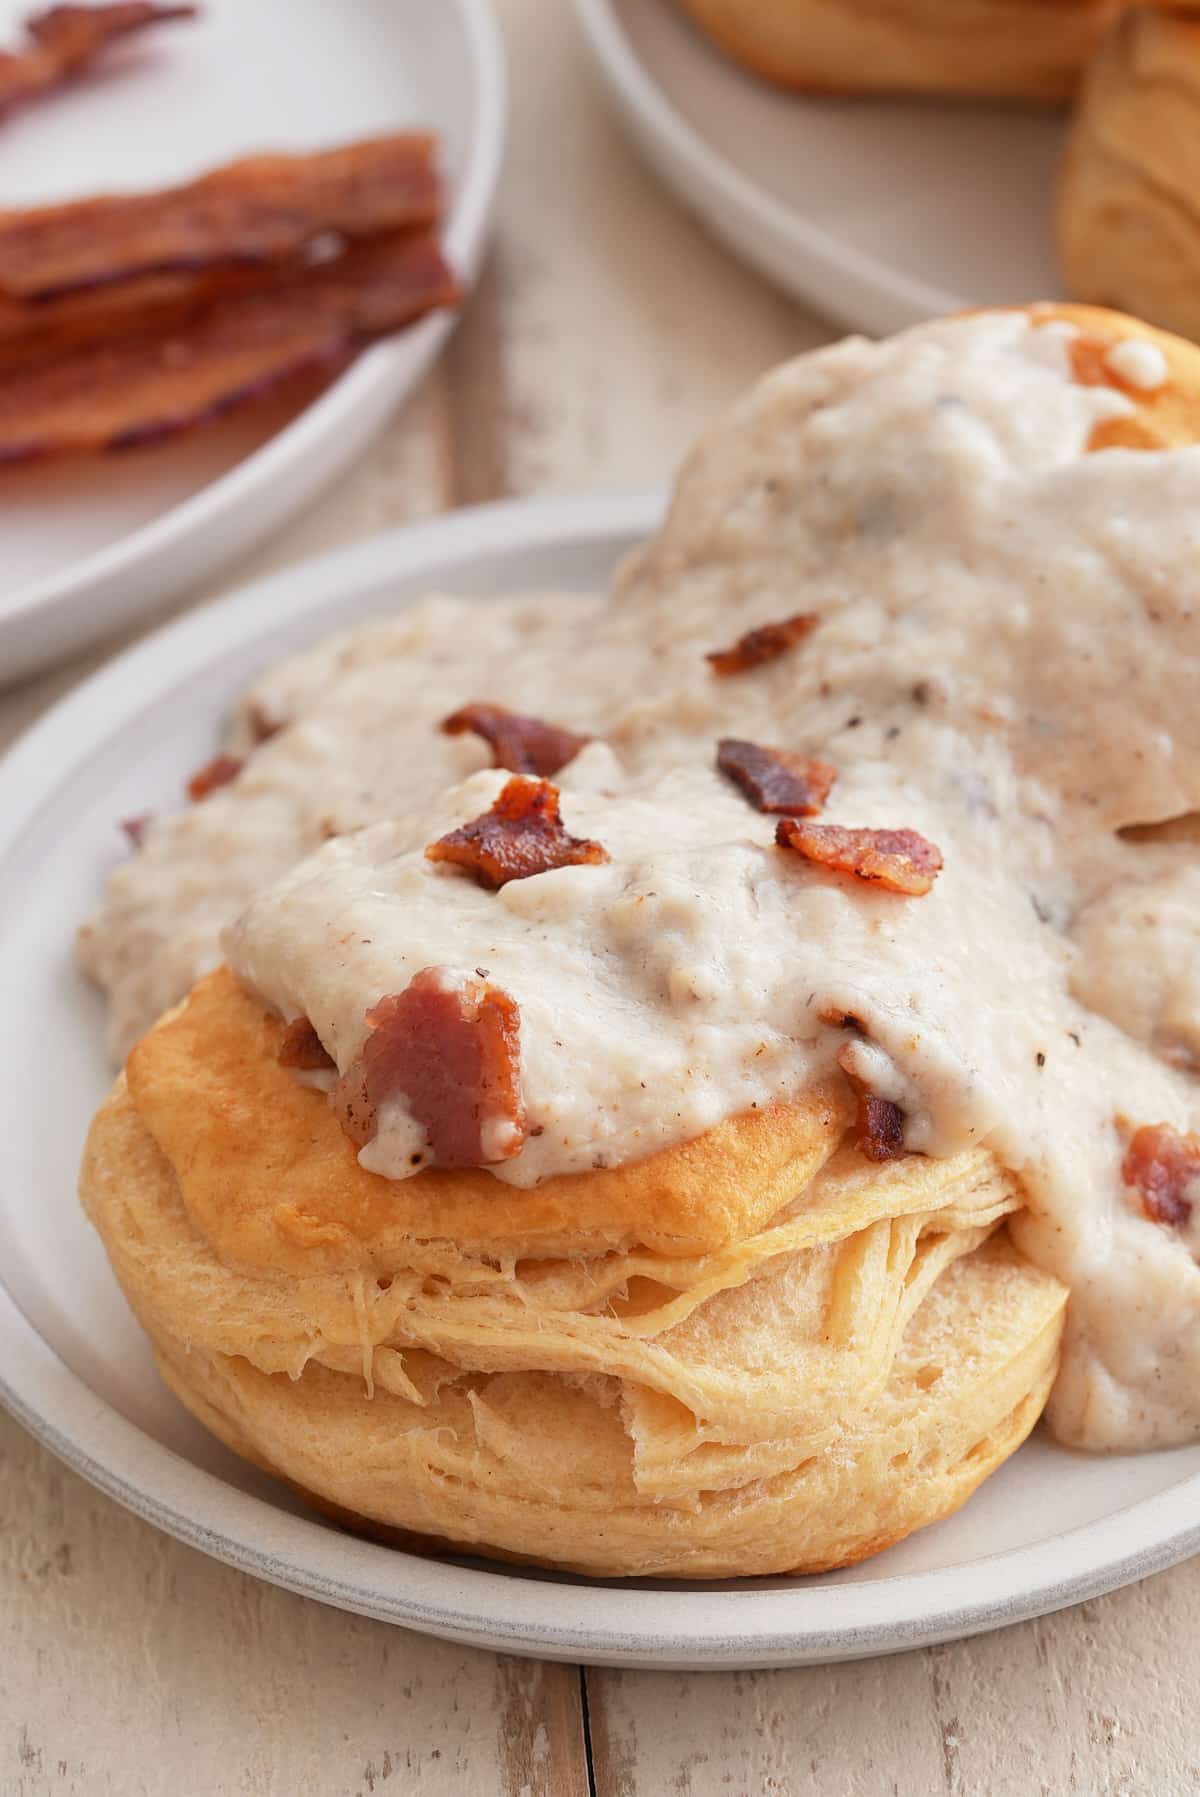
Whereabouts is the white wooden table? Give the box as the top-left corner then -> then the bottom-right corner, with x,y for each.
3,5 -> 1199,1791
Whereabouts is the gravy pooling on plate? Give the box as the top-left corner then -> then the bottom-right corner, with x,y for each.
80,309 -> 1200,1454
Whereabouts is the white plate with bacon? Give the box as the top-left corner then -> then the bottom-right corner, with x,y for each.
1,489 -> 1199,1669
0,0 -> 505,683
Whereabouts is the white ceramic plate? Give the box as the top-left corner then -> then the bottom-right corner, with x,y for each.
0,0 -> 505,684
572,0 -> 1064,337
2,491 -> 1198,1670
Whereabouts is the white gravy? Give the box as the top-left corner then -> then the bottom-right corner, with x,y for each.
81,312 -> 1200,1452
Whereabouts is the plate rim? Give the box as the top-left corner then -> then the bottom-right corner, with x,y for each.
3,488 -> 1199,1669
0,0 -> 508,675
570,0 -> 964,324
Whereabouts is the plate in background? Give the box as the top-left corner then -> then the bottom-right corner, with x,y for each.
0,0 -> 505,683
572,0 -> 1064,336
1,491 -> 1198,1670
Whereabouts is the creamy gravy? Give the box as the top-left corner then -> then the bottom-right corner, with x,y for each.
81,312 -> 1200,1451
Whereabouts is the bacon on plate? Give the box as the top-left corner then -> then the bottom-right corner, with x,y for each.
0,4 -> 195,127
0,229 -> 457,462
0,132 -> 440,299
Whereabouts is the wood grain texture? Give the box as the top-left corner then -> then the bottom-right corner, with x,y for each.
587,1564 -> 1200,1795
0,1413 -> 585,1797
3,2 -> 1200,1795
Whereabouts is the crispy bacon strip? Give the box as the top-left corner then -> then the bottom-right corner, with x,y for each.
717,737 -> 836,816
706,612 -> 818,676
441,702 -> 592,778
332,967 -> 526,1167
1122,1123 -> 1200,1228
278,1015 -> 335,1073
776,820 -> 943,895
0,133 -> 440,299
426,777 -> 609,891
0,5 -> 195,126
0,265 -> 274,377
0,230 -> 457,463
186,752 -> 242,801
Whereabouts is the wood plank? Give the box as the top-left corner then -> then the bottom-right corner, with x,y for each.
586,1561 -> 1200,1796
484,0 -> 822,503
587,1652 -> 945,1796
0,1412 -> 588,1797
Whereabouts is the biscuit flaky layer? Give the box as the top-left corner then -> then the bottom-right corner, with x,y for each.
82,970 -> 1067,1578
1058,12 -> 1200,346
673,0 -> 1115,102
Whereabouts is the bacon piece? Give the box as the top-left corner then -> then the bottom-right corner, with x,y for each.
0,230 -> 458,463
441,701 -> 592,778
0,5 -> 195,127
717,737 -> 836,816
186,752 -> 242,801
856,1093 -> 904,1161
776,820 -> 943,895
426,777 -> 609,891
246,701 -> 282,745
819,1006 -> 864,1032
1122,1123 -> 1200,1228
0,134 -> 440,300
332,967 -> 526,1167
0,266 -> 270,379
278,1015 -> 335,1073
119,811 -> 152,848
706,612 -> 818,676
836,1042 -> 905,1162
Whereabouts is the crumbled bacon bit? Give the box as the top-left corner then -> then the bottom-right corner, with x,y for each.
706,612 -> 818,676
819,1006 -> 864,1033
332,967 -> 526,1166
426,777 -> 609,891
120,812 -> 153,848
836,1044 -> 904,1162
717,737 -> 836,816
247,702 -> 282,745
186,753 -> 243,801
840,1049 -> 905,1157
1122,1123 -> 1200,1228
857,1093 -> 905,1161
278,1015 -> 334,1072
441,701 -> 592,777
776,820 -> 942,895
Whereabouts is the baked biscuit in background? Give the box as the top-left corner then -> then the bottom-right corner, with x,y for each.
1059,8 -> 1200,344
672,0 -> 1116,101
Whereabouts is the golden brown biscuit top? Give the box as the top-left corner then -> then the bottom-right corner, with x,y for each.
126,967 -> 851,1274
